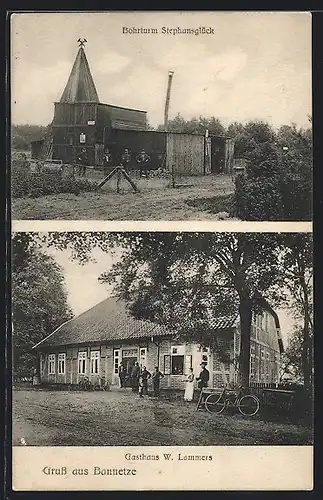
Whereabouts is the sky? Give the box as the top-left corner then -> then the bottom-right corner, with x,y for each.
46,245 -> 294,347
11,11 -> 311,129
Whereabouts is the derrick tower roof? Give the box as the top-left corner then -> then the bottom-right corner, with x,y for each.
59,43 -> 99,103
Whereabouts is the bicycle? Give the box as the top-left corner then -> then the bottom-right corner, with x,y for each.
78,377 -> 94,391
204,388 -> 260,416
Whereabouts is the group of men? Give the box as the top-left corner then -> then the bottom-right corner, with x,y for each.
118,363 -> 164,398
118,362 -> 210,399
76,147 -> 152,177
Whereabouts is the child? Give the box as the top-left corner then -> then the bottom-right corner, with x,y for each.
138,374 -> 144,398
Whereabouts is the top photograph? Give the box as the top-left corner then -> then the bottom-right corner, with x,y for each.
10,11 -> 312,221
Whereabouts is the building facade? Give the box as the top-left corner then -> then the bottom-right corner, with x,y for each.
33,296 -> 283,390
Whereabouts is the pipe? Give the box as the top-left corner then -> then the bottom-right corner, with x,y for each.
164,71 -> 174,132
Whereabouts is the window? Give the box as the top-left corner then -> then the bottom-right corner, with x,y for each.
169,345 -> 185,375
171,355 -> 184,375
40,354 -> 45,375
48,354 -> 55,375
264,313 -> 269,331
78,352 -> 87,374
250,349 -> 255,378
113,349 -> 120,375
261,349 -> 265,359
91,351 -> 100,374
58,353 -> 66,374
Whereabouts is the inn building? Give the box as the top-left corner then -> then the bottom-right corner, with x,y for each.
33,296 -> 283,390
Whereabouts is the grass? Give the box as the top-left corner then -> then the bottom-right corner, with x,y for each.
13,388 -> 312,446
12,173 -> 236,220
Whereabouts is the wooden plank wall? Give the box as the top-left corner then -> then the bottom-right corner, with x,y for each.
166,133 -> 205,175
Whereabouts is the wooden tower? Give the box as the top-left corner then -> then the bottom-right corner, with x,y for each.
50,39 -> 147,166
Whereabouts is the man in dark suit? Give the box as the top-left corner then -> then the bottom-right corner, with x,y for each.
77,148 -> 88,177
136,149 -> 151,178
131,362 -> 140,393
140,366 -> 151,395
151,366 -> 164,397
196,363 -> 210,390
121,148 -> 131,169
103,148 -> 112,174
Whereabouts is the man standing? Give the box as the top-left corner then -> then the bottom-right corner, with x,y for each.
151,367 -> 164,397
136,149 -> 151,178
140,366 -> 151,396
196,363 -> 210,391
118,363 -> 127,388
131,362 -> 140,393
103,148 -> 112,174
77,148 -> 88,177
121,148 -> 131,169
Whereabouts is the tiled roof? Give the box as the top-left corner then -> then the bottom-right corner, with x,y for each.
60,47 -> 99,103
33,297 -> 237,349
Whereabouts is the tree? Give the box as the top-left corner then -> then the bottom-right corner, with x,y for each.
233,120 -> 312,221
279,327 -> 309,383
227,120 -> 276,158
11,124 -> 49,151
280,234 -> 313,389
156,113 -> 226,136
41,232 -> 283,387
12,233 -> 73,379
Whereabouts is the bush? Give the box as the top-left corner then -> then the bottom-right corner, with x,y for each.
234,173 -> 284,221
234,171 -> 312,221
280,173 -> 312,221
11,160 -> 97,198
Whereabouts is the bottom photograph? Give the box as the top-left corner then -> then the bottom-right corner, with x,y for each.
12,231 -> 313,447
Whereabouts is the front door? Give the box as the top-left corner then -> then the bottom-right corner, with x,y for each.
122,356 -> 137,387
211,138 -> 225,173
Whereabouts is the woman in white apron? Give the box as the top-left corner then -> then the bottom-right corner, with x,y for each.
184,368 -> 195,401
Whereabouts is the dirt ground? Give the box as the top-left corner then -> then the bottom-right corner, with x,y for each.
13,388 -> 312,447
12,173 -> 235,220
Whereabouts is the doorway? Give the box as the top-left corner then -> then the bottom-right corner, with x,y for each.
211,138 -> 225,173
122,356 -> 137,387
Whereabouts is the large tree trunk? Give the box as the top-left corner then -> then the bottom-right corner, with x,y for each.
237,294 -> 253,388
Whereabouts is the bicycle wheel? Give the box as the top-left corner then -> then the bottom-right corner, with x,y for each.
205,393 -> 226,414
238,395 -> 260,416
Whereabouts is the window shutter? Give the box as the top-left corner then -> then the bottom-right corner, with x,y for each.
185,355 -> 192,373
164,355 -> 171,375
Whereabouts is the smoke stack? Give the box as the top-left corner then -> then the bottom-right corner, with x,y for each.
164,71 -> 174,132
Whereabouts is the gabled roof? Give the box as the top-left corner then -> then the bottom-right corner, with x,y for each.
32,296 -> 237,350
60,47 -> 99,103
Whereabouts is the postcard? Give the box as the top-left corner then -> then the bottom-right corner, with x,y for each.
9,10 -> 313,492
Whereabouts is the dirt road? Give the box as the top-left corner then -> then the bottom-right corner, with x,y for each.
13,389 -> 312,447
12,174 -> 234,220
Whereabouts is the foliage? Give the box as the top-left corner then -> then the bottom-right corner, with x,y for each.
12,233 -> 73,379
227,120 -> 276,158
11,124 -> 49,151
11,159 -> 97,198
25,231 -> 313,388
157,113 -> 226,136
40,232 -> 284,387
279,234 -> 313,389
234,174 -> 284,221
280,328 -> 308,383
233,123 -> 312,221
